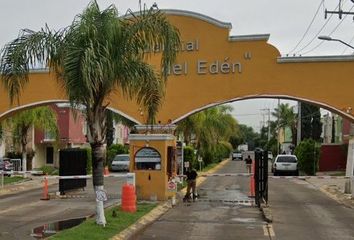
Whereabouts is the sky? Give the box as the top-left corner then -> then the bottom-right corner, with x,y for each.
0,0 -> 352,130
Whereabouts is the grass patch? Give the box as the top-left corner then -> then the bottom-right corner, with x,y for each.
49,202 -> 157,240
3,176 -> 25,185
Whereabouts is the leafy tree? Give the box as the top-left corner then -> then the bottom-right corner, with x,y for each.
301,103 -> 322,141
294,138 -> 320,175
0,2 -> 180,225
176,105 -> 238,165
4,107 -> 58,171
272,103 -> 297,145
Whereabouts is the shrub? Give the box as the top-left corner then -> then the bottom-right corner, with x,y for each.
84,148 -> 92,174
294,138 -> 320,175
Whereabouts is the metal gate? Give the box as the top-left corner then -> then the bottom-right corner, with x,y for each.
254,150 -> 268,207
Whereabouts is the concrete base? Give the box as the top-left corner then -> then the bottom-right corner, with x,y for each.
344,179 -> 352,194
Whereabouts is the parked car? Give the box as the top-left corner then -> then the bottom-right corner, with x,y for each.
272,154 -> 298,176
0,157 -> 13,176
231,151 -> 243,161
110,154 -> 130,172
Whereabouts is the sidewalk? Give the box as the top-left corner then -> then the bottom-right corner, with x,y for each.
305,173 -> 354,209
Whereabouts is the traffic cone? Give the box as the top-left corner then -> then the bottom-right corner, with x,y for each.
248,161 -> 255,197
104,166 -> 109,176
121,183 -> 137,212
40,177 -> 50,200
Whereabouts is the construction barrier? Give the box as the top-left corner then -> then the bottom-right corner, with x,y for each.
0,170 -> 44,175
121,183 -> 137,212
40,177 -> 49,200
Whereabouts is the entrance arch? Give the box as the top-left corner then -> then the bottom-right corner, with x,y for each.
1,9 -> 354,124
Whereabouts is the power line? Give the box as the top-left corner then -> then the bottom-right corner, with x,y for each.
295,3 -> 338,54
288,0 -> 324,54
301,3 -> 354,55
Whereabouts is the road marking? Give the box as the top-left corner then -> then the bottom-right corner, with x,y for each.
263,224 -> 275,237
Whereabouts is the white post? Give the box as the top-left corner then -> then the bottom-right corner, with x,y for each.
344,138 -> 354,194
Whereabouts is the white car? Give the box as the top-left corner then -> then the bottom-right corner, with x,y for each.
111,154 -> 130,172
272,154 -> 299,176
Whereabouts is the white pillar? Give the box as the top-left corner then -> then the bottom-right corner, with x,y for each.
344,138 -> 354,194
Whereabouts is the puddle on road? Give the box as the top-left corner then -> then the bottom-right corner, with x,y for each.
31,217 -> 86,239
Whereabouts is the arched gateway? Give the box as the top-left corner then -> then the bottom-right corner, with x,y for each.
1,9 -> 354,123
1,10 -> 354,200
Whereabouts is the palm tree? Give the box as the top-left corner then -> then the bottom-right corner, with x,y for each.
0,1 -> 180,225
4,106 -> 58,171
272,103 -> 297,145
176,105 -> 238,164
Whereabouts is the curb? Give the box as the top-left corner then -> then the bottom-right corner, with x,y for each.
260,203 -> 273,223
110,201 -> 172,240
319,185 -> 354,209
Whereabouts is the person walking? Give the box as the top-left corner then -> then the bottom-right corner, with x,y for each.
183,168 -> 198,202
245,155 -> 252,173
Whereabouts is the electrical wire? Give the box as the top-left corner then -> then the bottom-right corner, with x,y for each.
288,0 -> 324,54
341,32 -> 354,54
301,3 -> 354,55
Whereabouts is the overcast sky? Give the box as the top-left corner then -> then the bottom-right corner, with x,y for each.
0,0 -> 352,130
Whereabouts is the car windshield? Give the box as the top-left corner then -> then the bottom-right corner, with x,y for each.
114,155 -> 129,162
276,156 -> 297,163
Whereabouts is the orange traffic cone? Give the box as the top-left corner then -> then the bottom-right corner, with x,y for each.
248,161 -> 255,197
40,177 -> 50,200
121,184 -> 137,212
104,166 -> 109,176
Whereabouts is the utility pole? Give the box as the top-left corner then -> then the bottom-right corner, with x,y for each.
297,101 -> 302,146
325,0 -> 354,19
261,108 -> 271,142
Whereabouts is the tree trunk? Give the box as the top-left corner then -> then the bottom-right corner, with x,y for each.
22,144 -> 27,172
91,142 -> 106,226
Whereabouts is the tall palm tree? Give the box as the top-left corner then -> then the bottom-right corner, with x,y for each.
0,1 -> 180,225
272,103 -> 297,145
176,105 -> 238,163
4,106 -> 58,171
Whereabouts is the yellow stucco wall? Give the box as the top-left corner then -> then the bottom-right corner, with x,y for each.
1,10 -> 354,124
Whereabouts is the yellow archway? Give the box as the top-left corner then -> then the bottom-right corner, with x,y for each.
1,10 -> 354,123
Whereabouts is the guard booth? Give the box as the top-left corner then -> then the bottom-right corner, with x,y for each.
129,125 -> 178,201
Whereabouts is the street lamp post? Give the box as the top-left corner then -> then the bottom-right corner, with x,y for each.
318,35 -> 354,49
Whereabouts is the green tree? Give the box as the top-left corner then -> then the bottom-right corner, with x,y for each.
272,103 -> 297,145
294,138 -> 320,175
176,105 -> 238,165
4,106 -> 58,171
301,103 -> 322,142
0,2 -> 180,225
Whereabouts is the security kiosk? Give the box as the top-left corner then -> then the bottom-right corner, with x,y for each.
129,125 -> 178,200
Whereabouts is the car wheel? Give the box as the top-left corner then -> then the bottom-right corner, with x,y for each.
273,171 -> 278,176
294,170 -> 299,176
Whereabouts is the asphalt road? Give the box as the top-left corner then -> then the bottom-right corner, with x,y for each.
269,178 -> 354,240
0,175 -> 126,240
133,160 -> 270,240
